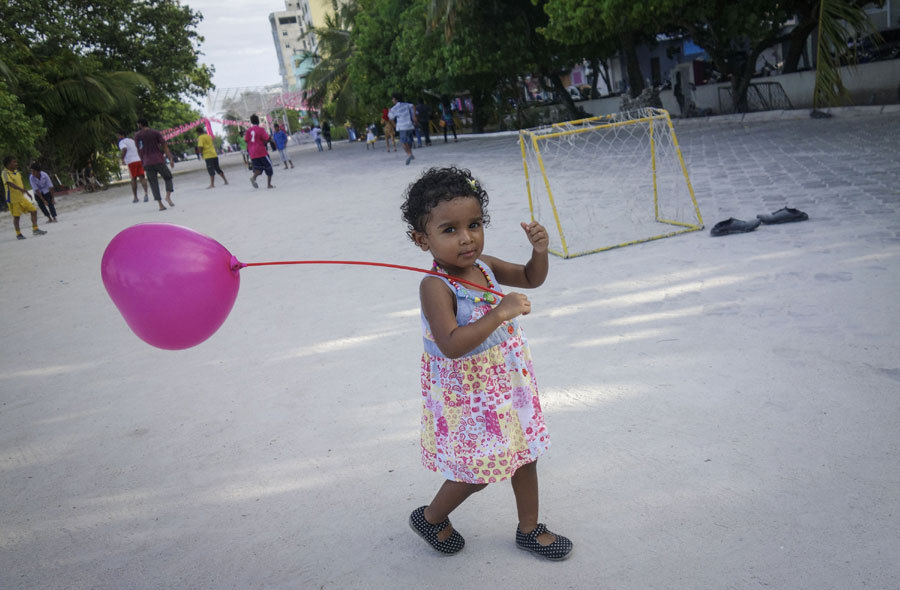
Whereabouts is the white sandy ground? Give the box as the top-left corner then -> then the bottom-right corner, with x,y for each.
1,116 -> 899,590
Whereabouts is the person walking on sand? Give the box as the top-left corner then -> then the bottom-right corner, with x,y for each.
134,118 -> 175,210
401,166 -> 573,560
344,120 -> 357,142
196,127 -> 228,188
322,120 -> 333,150
439,95 -> 458,143
310,124 -> 323,152
416,97 -> 432,147
117,130 -> 149,203
27,162 -> 58,223
382,108 -> 397,152
272,123 -> 294,169
237,133 -> 250,169
3,156 -> 47,240
245,114 -> 274,189
388,92 -> 417,165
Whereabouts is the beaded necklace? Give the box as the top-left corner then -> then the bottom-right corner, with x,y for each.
432,260 -> 498,304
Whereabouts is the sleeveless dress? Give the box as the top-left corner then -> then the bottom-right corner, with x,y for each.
419,261 -> 549,484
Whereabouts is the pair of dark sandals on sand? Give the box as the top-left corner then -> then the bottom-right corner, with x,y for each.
409,505 -> 574,560
710,207 -> 809,236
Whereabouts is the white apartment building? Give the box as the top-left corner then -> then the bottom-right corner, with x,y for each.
269,0 -> 336,90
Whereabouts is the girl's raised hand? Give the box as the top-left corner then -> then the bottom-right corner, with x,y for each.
521,221 -> 549,254
495,292 -> 531,320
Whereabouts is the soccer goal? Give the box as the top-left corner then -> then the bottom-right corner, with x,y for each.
519,108 -> 703,258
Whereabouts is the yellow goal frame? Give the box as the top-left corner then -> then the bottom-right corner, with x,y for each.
519,108 -> 704,258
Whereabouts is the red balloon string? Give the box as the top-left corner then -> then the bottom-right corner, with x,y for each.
235,259 -> 505,298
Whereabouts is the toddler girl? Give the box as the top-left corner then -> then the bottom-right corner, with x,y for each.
401,166 -> 573,560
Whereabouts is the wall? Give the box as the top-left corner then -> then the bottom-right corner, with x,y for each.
523,59 -> 899,123
692,59 -> 900,114
579,96 -> 624,116
578,90 -> 686,117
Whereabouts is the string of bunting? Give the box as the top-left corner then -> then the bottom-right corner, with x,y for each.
162,119 -> 205,140
208,116 -> 252,127
161,117 -> 254,141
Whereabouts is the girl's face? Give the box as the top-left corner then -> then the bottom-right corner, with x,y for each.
413,196 -> 485,273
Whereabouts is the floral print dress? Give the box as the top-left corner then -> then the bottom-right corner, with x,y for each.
419,261 -> 549,484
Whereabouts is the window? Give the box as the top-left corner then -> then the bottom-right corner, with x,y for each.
278,16 -> 297,25
282,31 -> 288,36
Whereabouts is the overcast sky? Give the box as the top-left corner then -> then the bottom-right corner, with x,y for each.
188,0 -> 287,95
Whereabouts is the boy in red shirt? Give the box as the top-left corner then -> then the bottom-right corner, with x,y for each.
244,114 -> 274,189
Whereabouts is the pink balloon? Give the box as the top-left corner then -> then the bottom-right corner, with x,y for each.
101,223 -> 241,350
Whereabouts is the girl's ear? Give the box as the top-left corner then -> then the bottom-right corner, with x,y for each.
411,231 -> 429,251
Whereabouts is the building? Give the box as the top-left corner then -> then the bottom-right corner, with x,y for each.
269,0 -> 337,91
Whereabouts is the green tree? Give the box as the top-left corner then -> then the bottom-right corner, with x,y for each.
0,0 -> 213,120
0,0 -> 211,178
29,50 -> 150,179
540,2 -> 620,98
351,0 -> 419,121
153,97 -> 203,130
518,0 -> 595,119
299,0 -> 358,106
417,0 -> 588,124
266,108 -> 302,134
781,0 -> 883,74
542,0 -> 668,98
222,111 -> 245,145
812,0 -> 880,108
675,0 -> 879,111
669,0 -> 791,112
0,81 -> 45,161
154,97 -> 204,159
394,0 -> 541,131
299,0 -> 367,128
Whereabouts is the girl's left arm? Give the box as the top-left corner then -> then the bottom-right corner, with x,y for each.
482,221 -> 549,289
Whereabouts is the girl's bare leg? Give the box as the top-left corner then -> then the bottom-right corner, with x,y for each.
510,460 -> 556,545
424,480 -> 487,541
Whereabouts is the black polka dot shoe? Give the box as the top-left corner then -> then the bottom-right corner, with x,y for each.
408,506 -> 465,555
515,523 -> 573,561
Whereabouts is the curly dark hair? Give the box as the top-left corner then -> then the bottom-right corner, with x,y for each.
401,166 -> 490,242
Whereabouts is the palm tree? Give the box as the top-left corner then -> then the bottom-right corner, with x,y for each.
30,50 -> 150,179
298,0 -> 360,122
0,58 -> 16,90
813,0 -> 881,109
426,0 -> 473,40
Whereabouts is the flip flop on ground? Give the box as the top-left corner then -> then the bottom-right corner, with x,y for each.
710,217 -> 761,236
757,207 -> 809,224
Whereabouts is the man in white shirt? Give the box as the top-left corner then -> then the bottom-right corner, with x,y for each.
117,130 -> 149,202
388,92 -> 418,165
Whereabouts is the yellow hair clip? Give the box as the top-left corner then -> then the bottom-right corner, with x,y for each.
468,178 -> 478,191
